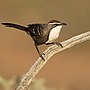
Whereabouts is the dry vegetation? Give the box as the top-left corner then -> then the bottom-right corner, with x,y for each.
0,76 -> 56,90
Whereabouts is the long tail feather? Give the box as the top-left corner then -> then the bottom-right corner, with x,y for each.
1,23 -> 28,32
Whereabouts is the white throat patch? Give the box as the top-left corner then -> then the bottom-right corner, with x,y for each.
46,25 -> 62,43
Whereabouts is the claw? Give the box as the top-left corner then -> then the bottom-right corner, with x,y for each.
40,54 -> 45,61
42,53 -> 45,55
55,42 -> 63,48
46,42 -> 63,48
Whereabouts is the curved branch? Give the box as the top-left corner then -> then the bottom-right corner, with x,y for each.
16,31 -> 90,90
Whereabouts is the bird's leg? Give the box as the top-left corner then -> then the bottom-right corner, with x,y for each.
46,42 -> 63,48
34,44 -> 45,60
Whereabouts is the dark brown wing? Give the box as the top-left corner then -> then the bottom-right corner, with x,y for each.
27,24 -> 49,45
27,24 -> 44,36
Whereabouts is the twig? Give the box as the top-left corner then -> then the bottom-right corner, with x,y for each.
16,31 -> 90,90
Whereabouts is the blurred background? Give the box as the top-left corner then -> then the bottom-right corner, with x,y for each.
0,0 -> 90,90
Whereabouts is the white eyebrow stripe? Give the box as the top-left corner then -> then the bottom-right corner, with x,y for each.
48,23 -> 60,24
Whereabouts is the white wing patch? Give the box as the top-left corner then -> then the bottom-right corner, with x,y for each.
46,25 -> 62,43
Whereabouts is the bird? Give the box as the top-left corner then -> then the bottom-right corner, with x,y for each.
1,20 -> 67,60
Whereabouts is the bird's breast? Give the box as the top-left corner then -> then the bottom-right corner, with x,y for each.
46,25 -> 62,43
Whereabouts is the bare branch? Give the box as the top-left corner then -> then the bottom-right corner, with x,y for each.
16,31 -> 90,90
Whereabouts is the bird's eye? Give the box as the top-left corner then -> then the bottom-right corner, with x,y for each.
53,24 -> 58,27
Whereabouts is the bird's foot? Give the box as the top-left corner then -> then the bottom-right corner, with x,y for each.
54,42 -> 63,48
46,42 -> 63,48
42,53 -> 45,55
40,54 -> 45,61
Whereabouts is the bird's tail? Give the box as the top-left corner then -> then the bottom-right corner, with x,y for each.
1,23 -> 28,32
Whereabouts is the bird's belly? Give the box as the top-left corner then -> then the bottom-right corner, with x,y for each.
46,26 -> 62,43
33,35 -> 48,46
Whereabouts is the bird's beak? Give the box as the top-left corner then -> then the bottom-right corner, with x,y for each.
60,23 -> 67,25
